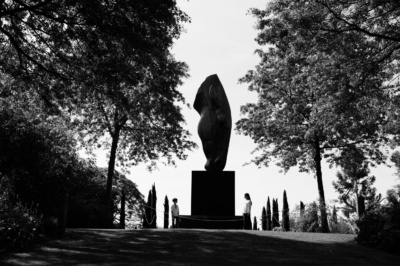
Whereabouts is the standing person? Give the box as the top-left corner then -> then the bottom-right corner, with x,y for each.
243,193 -> 252,230
171,198 -> 180,228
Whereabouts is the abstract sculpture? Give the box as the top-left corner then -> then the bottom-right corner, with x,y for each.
194,74 -> 232,171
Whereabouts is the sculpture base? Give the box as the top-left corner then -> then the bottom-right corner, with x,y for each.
178,171 -> 239,229
191,171 -> 235,216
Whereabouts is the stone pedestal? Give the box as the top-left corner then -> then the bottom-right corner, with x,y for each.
179,171 -> 241,229
191,171 -> 235,216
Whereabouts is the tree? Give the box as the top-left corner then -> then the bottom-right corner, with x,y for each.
237,0 -> 390,233
266,197 -> 272,230
272,198 -> 280,228
300,201 -> 305,217
0,81 -> 79,235
261,207 -> 267,230
0,1 -> 191,85
307,202 -> 319,232
112,169 -> 144,228
151,184 -> 157,228
283,190 -> 290,231
315,0 -> 400,66
1,1 -> 196,227
66,163 -> 144,229
60,1 -> 196,226
332,145 -> 382,218
164,195 -> 169,229
143,190 -> 152,229
253,216 -> 258,230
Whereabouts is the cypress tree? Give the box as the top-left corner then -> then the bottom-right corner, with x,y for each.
261,207 -> 267,230
266,197 -> 272,230
164,195 -> 169,229
143,190 -> 152,228
253,216 -> 258,230
120,190 -> 126,229
151,184 -> 157,228
273,198 -> 280,228
283,190 -> 290,231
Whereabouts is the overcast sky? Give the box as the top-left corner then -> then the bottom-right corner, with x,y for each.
95,0 -> 399,226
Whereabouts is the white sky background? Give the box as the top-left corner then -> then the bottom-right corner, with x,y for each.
95,0 -> 399,226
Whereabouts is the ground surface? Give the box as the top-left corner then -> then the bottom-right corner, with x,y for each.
1,229 -> 398,265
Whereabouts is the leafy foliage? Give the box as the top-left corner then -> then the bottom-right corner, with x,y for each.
356,185 -> 400,254
237,0 -> 393,233
0,79 -> 77,222
390,151 -> 400,178
0,176 -> 43,251
332,146 -> 382,216
0,0 -> 190,82
66,164 -> 144,229
290,202 -> 354,233
290,202 -> 319,232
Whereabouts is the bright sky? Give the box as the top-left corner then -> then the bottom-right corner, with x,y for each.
96,0 -> 399,227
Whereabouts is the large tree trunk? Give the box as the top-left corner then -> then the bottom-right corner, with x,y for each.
314,137 -> 330,233
356,196 -> 365,219
105,126 -> 121,228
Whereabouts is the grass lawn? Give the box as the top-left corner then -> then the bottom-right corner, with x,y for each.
1,229 -> 398,265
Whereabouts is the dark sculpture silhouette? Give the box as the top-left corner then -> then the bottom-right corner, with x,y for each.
194,74 -> 232,171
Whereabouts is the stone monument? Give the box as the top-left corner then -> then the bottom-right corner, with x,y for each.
180,74 -> 241,229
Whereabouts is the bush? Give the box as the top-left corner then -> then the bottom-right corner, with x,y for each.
329,218 -> 356,234
356,204 -> 400,254
0,186 -> 43,251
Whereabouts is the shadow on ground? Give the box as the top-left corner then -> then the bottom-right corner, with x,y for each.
1,229 -> 398,265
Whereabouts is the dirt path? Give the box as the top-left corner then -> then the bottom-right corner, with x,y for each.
1,229 -> 398,265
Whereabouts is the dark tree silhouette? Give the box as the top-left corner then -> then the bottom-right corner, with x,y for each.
164,195 -> 169,229
151,184 -> 157,228
272,198 -> 280,228
261,207 -> 267,230
283,190 -> 290,231
143,190 -> 152,228
266,197 -> 272,230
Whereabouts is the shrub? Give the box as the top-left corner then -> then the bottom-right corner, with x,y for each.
290,202 -> 319,232
329,218 -> 356,234
0,186 -> 43,251
356,204 -> 400,254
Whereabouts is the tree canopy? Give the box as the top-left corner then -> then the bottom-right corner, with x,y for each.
0,0 -> 189,81
237,0 -> 394,232
2,1 -> 196,228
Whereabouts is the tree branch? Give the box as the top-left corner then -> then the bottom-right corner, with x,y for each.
0,0 -> 52,17
317,0 -> 400,42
